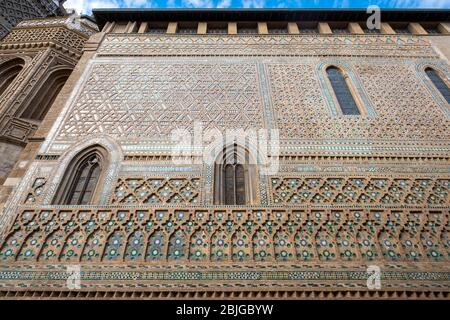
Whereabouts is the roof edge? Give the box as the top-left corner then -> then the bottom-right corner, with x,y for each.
92,8 -> 450,30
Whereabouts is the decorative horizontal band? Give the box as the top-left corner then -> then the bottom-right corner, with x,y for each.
1,208 -> 448,264
0,288 -> 448,300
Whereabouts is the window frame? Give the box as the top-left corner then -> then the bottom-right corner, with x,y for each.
424,66 -> 450,104
18,66 -> 71,121
213,144 -> 259,206
0,57 -> 25,98
416,63 -> 450,117
322,64 -> 367,117
52,145 -> 109,205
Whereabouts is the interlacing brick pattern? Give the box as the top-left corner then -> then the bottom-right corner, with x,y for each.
0,208 -> 448,263
271,177 -> 449,205
111,177 -> 200,204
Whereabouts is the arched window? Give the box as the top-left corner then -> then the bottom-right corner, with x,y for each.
20,68 -> 71,121
326,66 -> 361,115
0,58 -> 24,97
425,68 -> 450,104
53,145 -> 107,205
214,144 -> 258,205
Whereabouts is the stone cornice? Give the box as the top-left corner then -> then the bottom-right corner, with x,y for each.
0,41 -> 82,59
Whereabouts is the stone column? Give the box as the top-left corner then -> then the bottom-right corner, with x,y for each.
167,22 -> 178,34
228,22 -> 237,35
258,22 -> 268,34
408,23 -> 427,35
318,22 -> 332,34
287,22 -> 299,34
438,23 -> 450,34
380,23 -> 395,34
198,22 -> 207,34
102,21 -> 115,33
126,21 -> 138,33
138,22 -> 148,33
348,22 -> 364,34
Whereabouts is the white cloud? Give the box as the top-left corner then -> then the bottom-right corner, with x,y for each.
377,0 -> 450,8
89,0 -> 121,9
65,0 -> 121,14
64,0 -> 85,13
410,0 -> 449,7
242,0 -> 266,8
123,0 -> 149,6
217,0 -> 232,8
181,0 -> 214,7
332,0 -> 349,8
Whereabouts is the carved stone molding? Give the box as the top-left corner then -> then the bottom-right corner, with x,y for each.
1,25 -> 90,56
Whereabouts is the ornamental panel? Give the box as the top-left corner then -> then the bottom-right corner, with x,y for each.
270,177 -> 449,206
55,61 -> 265,140
1,208 -> 448,264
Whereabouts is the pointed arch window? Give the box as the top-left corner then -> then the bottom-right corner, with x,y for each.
425,68 -> 450,104
326,66 -> 361,115
53,146 -> 107,205
20,68 -> 71,121
214,144 -> 258,205
0,58 -> 24,97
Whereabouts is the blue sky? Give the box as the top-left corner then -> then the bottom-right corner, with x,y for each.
65,0 -> 450,15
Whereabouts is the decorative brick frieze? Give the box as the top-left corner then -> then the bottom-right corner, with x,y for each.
111,177 -> 201,205
97,34 -> 436,58
270,177 -> 449,206
0,208 -> 448,264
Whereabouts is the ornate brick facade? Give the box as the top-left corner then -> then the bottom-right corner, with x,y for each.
0,0 -> 66,39
0,9 -> 449,299
0,14 -> 96,186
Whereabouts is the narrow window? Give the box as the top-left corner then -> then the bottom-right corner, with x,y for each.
66,153 -> 101,205
298,23 -> 318,34
0,58 -> 24,97
53,146 -> 107,205
392,23 -> 411,34
237,23 -> 257,34
234,164 -> 246,205
331,23 -> 350,34
267,22 -> 288,34
177,22 -> 197,34
363,26 -> 380,34
214,144 -> 257,205
146,22 -> 168,34
423,24 -> 440,34
207,23 -> 227,34
326,67 -> 361,115
20,68 -> 71,121
224,164 -> 236,204
223,163 -> 246,205
425,68 -> 450,103
222,145 -> 246,205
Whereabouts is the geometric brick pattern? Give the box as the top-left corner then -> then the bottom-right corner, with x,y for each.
2,26 -> 87,52
111,177 -> 200,204
271,177 -> 449,206
268,62 -> 450,141
56,62 -> 264,139
0,208 -> 448,263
